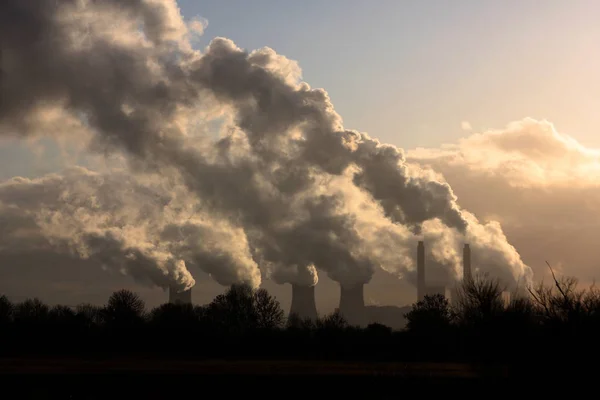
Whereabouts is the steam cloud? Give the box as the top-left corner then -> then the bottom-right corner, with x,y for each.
408,119 -> 600,284
0,167 -> 260,291
0,0 -> 532,293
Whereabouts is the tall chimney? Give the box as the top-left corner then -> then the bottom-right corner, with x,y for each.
289,284 -> 318,321
463,243 -> 472,284
417,241 -> 425,302
338,283 -> 366,327
169,286 -> 192,305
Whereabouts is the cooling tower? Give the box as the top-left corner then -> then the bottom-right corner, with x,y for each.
417,241 -> 425,301
338,283 -> 367,327
289,284 -> 318,321
169,286 -> 192,305
463,243 -> 472,283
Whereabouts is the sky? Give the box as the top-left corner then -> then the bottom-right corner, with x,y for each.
5,0 -> 600,178
0,0 -> 599,314
179,0 -> 600,149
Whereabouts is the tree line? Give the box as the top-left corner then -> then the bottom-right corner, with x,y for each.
1,273 -> 599,367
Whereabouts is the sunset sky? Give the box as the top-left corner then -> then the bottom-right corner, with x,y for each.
0,0 -> 598,313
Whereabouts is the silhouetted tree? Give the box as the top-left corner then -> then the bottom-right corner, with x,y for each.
205,284 -> 284,335
193,304 -> 207,321
254,288 -> 284,329
12,298 -> 50,353
454,274 -> 505,330
502,296 -> 537,330
529,270 -> 600,336
0,295 -> 13,326
14,298 -> 49,326
4,276 -> 600,366
581,285 -> 600,330
206,284 -> 257,334
75,303 -> 105,329
286,313 -> 316,330
365,322 -> 392,336
46,305 -> 79,351
103,289 -> 146,328
404,294 -> 454,334
48,305 -> 77,334
150,302 -> 197,329
312,311 -> 350,359
524,267 -> 600,364
316,310 -> 348,331
49,305 -> 76,323
148,302 -> 199,354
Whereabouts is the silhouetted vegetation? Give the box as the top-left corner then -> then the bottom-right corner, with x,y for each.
1,273 -> 599,372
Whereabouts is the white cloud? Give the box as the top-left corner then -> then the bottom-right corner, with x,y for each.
407,118 -> 600,285
411,118 -> 600,188
188,16 -> 208,37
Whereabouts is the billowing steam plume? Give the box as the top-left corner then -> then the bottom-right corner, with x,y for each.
408,118 -> 600,285
0,167 -> 260,291
0,0 -> 532,293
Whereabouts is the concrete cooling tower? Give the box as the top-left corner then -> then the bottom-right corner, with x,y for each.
169,286 -> 192,305
338,283 -> 367,327
289,284 -> 318,321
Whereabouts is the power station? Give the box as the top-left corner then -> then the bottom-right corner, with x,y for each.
169,286 -> 192,305
283,240 -> 491,327
165,241 -> 508,328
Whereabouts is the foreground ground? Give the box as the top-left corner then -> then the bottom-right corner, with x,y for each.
0,357 -> 580,398
0,357 -> 495,377
0,358 -> 516,398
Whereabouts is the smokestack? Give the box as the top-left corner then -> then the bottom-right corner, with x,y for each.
169,286 -> 192,305
289,284 -> 318,321
417,241 -> 425,301
338,283 -> 366,327
463,243 -> 472,284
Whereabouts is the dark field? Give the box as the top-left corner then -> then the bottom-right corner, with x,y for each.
0,358 -> 577,398
0,358 -> 513,399
0,358 -> 492,376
